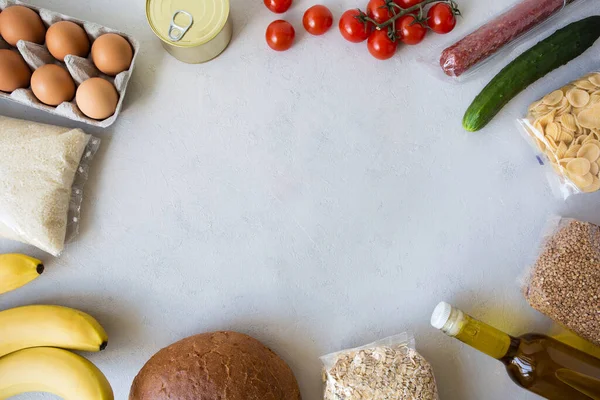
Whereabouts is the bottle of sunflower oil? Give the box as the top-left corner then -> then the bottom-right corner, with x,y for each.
431,302 -> 600,400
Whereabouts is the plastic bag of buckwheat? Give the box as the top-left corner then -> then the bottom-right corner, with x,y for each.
523,217 -> 600,347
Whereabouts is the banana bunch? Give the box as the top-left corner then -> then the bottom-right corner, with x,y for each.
0,254 -> 114,399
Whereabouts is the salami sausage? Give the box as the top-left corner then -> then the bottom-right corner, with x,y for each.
440,0 -> 571,77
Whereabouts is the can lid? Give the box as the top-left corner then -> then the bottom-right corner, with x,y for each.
146,0 -> 229,47
431,301 -> 452,329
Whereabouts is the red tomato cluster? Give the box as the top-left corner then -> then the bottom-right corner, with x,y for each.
341,0 -> 458,60
263,0 -> 458,57
264,0 -> 334,51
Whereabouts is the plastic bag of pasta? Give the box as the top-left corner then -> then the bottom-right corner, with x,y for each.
518,71 -> 600,198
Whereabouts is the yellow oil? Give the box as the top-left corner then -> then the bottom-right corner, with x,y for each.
555,333 -> 600,360
452,313 -> 512,360
437,305 -> 600,399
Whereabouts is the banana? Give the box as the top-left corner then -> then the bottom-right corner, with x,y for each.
0,305 -> 108,358
0,347 -> 114,400
0,253 -> 44,294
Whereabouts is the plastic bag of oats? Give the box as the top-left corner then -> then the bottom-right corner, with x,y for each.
320,332 -> 439,400
523,217 -> 600,347
0,116 -> 100,256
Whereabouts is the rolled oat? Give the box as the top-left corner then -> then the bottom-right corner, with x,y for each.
524,218 -> 600,346
321,334 -> 438,400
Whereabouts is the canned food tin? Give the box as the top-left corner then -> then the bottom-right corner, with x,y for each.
146,0 -> 232,64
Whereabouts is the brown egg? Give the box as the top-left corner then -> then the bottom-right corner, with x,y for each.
91,33 -> 133,76
0,49 -> 32,93
0,6 -> 46,46
76,77 -> 119,120
46,21 -> 90,61
31,64 -> 75,106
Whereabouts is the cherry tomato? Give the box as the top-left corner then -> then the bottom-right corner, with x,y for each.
397,15 -> 426,45
396,0 -> 423,7
303,5 -> 333,35
266,20 -> 295,51
427,3 -> 456,34
367,29 -> 397,60
339,9 -> 371,43
264,0 -> 292,14
367,0 -> 393,24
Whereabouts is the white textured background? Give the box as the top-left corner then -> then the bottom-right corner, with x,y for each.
1,0 -> 600,399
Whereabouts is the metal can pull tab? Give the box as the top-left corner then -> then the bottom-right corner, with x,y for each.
168,10 -> 193,42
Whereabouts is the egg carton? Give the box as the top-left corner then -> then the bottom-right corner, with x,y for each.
0,0 -> 140,128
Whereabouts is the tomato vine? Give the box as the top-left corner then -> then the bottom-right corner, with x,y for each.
357,0 -> 460,42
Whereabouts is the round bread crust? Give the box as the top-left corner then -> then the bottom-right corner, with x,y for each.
130,331 -> 301,400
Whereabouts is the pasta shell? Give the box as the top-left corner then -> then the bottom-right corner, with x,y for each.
559,158 -> 575,168
556,141 -> 568,159
590,94 -> 600,105
582,176 -> 600,193
565,144 -> 582,158
536,110 -> 557,128
589,73 -> 600,87
556,103 -> 572,116
545,122 -> 561,141
583,139 -> 600,148
577,143 -> 600,162
543,90 -> 564,106
578,105 -> 600,129
576,135 -> 589,145
574,79 -> 597,91
562,85 -> 575,96
567,88 -> 591,108
528,99 -> 543,114
570,172 -> 594,190
559,113 -> 578,132
590,161 -> 599,176
558,131 -> 573,144
567,158 -> 591,176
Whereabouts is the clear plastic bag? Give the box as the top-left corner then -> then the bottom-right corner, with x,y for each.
421,0 -> 586,81
0,116 -> 100,256
320,332 -> 439,400
517,71 -> 600,198
523,217 -> 600,347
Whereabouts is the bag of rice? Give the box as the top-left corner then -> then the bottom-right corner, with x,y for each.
0,116 -> 99,255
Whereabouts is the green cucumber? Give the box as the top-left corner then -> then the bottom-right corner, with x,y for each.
463,16 -> 600,132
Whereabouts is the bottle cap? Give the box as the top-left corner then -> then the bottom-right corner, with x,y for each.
431,301 -> 452,329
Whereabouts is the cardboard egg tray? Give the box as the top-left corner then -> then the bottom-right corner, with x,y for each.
0,0 -> 140,128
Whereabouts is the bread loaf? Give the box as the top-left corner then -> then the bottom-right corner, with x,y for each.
129,331 -> 301,400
